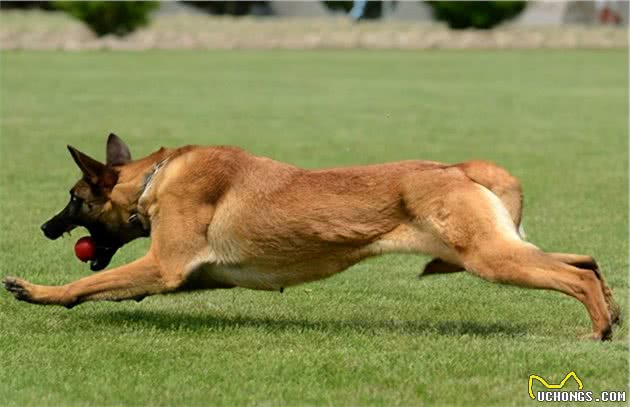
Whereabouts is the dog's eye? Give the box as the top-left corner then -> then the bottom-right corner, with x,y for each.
69,194 -> 85,207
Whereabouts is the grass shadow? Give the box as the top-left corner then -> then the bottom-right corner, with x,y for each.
89,309 -> 529,338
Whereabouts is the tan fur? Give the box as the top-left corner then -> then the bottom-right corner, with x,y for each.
4,145 -> 620,340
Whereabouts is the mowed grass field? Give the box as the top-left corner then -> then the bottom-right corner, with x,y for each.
0,50 -> 627,406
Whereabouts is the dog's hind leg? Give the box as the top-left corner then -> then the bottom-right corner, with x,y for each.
420,161 -> 524,280
463,244 -> 613,340
419,251 -> 620,329
404,173 -> 613,340
547,252 -> 621,327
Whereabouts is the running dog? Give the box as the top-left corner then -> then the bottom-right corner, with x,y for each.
3,134 -> 621,340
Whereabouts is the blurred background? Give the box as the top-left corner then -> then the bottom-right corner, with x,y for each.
1,0 -> 627,50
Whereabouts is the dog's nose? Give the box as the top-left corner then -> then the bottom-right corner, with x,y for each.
40,222 -> 57,239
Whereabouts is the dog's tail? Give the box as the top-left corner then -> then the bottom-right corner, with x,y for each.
455,160 -> 525,238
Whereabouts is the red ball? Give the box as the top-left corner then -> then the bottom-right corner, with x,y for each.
74,236 -> 96,262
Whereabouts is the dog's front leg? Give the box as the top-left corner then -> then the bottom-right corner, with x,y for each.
3,252 -> 174,308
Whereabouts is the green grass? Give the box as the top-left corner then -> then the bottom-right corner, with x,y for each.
0,50 -> 627,407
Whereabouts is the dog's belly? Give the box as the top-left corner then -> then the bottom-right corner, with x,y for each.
199,263 -> 330,291
188,223 -> 455,291
189,250 -> 368,291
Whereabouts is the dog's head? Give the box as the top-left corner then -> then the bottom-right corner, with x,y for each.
41,134 -> 149,271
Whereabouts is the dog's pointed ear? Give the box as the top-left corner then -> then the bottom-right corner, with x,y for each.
67,145 -> 106,183
106,133 -> 131,166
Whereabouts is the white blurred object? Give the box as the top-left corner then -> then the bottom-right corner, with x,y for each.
514,1 -> 570,26
269,1 -> 330,18
386,1 -> 432,21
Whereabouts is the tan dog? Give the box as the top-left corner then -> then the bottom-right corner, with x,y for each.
4,134 -> 620,340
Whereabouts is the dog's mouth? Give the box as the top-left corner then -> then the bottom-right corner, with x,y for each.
42,222 -> 122,272
87,244 -> 120,272
74,223 -> 123,272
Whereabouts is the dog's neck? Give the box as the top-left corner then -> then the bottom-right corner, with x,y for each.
110,147 -> 175,213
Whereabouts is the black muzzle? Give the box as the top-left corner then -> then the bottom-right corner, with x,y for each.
41,195 -> 122,272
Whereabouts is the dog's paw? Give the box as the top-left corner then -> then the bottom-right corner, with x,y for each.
579,327 -> 613,342
3,277 -> 34,303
